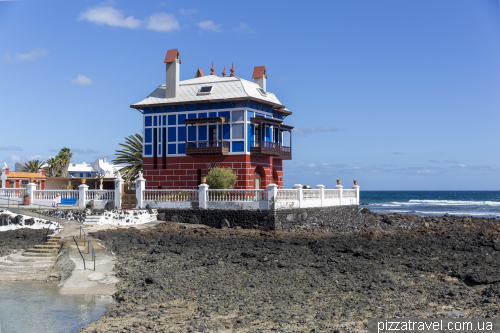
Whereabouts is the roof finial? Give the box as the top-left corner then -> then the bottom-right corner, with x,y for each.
230,62 -> 235,77
222,66 -> 226,77
210,62 -> 215,75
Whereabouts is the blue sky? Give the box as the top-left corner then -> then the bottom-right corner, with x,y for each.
1,0 -> 499,190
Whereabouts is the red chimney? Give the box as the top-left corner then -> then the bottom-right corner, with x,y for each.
5,167 -> 9,176
41,169 -> 45,176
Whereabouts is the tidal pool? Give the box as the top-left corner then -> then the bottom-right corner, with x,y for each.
0,281 -> 113,333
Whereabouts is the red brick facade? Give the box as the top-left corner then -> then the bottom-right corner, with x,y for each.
143,155 -> 283,189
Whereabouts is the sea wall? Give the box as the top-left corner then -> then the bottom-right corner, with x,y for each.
156,205 -> 361,231
156,208 -> 276,230
275,206 -> 362,232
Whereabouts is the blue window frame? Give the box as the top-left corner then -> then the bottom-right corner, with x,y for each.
198,112 -> 207,118
178,126 -> 186,141
145,145 -> 152,155
178,114 -> 186,124
188,126 -> 196,141
232,141 -> 244,152
219,111 -> 230,120
188,113 -> 197,119
198,125 -> 207,141
145,116 -> 152,126
177,143 -> 185,155
209,112 -> 217,118
162,115 -> 166,124
145,128 -> 152,143
168,115 -> 176,125
168,144 -> 176,155
153,116 -> 157,126
168,127 -> 176,142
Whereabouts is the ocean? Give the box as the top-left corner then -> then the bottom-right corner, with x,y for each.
360,191 -> 500,218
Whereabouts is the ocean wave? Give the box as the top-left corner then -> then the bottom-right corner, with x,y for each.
371,208 -> 500,217
373,200 -> 500,207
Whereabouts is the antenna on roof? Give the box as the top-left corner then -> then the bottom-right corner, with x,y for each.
230,63 -> 235,77
222,66 -> 226,77
210,62 -> 215,75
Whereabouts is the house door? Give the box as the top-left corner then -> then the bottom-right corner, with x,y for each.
122,182 -> 137,209
253,168 -> 262,190
209,127 -> 217,145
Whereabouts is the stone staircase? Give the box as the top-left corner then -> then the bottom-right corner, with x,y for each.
83,215 -> 102,226
0,235 -> 62,281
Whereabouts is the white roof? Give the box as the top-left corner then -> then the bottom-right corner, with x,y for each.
132,76 -> 283,107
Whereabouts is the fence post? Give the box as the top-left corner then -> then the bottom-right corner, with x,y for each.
78,184 -> 88,207
0,163 -> 7,188
267,183 -> 278,210
135,173 -> 146,209
292,184 -> 303,208
316,184 -> 325,207
335,182 -> 343,206
114,175 -> 124,209
27,183 -> 36,205
352,182 -> 360,205
198,184 -> 208,209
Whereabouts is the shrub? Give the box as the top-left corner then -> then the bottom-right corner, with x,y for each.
205,167 -> 238,189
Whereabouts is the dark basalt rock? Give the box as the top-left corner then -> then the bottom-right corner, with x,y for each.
24,218 -> 35,226
104,200 -> 115,211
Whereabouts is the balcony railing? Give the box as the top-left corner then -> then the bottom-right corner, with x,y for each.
185,140 -> 229,156
250,141 -> 291,159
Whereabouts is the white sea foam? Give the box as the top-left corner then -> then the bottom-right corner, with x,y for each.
375,200 -> 500,207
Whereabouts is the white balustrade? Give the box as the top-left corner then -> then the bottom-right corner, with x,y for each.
207,189 -> 267,202
343,189 -> 356,197
276,189 -> 298,201
33,190 -> 79,200
0,188 -> 27,198
86,190 -> 115,201
324,189 -> 340,199
302,189 -> 320,200
143,190 -> 199,202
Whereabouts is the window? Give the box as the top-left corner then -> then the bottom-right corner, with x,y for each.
198,86 -> 213,95
257,88 -> 267,96
232,123 -> 244,139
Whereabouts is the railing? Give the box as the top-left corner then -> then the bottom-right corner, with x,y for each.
303,189 -> 320,200
0,188 -> 27,198
143,189 -> 199,201
33,190 -> 79,200
207,189 -> 267,202
75,226 -> 96,271
250,141 -> 279,149
86,190 -> 115,201
276,189 -> 298,201
186,140 -> 229,148
324,189 -> 340,199
343,189 -> 356,197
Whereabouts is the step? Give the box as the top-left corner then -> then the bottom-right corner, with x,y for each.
26,248 -> 59,254
0,263 -> 53,270
0,273 -> 51,281
22,252 -> 56,257
33,244 -> 60,249
0,260 -> 53,267
47,236 -> 61,240
7,254 -> 55,262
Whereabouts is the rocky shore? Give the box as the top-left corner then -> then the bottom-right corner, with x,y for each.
0,228 -> 52,257
79,210 -> 500,332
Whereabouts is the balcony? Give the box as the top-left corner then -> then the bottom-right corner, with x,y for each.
185,140 -> 229,156
250,141 -> 292,160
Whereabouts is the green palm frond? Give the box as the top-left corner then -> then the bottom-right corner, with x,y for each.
112,133 -> 143,182
20,160 -> 44,173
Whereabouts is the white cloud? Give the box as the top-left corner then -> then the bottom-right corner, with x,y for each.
71,75 -> 94,86
3,49 -> 49,62
78,6 -> 142,29
179,8 -> 198,17
0,146 -> 22,151
457,164 -> 467,168
147,12 -> 180,32
234,22 -> 254,33
293,126 -> 338,137
197,20 -> 222,32
8,155 -> 21,162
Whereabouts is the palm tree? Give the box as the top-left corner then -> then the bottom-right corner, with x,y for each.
112,133 -> 143,181
20,160 -> 44,173
57,147 -> 73,177
45,157 -> 60,177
